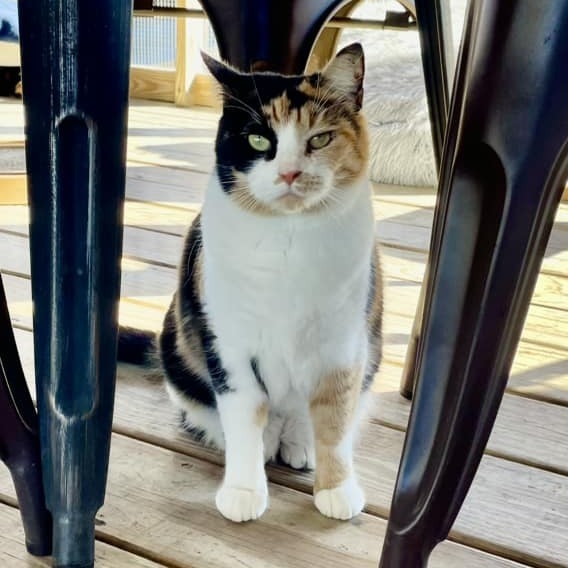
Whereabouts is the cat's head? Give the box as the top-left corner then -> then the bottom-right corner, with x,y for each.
203,43 -> 368,215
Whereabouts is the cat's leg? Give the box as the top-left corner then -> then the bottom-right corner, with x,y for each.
165,382 -> 225,450
279,405 -> 315,470
264,411 -> 285,464
310,367 -> 365,520
214,361 -> 269,522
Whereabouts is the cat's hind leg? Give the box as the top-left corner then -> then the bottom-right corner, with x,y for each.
160,305 -> 225,449
263,411 -> 285,464
279,405 -> 315,470
165,382 -> 225,450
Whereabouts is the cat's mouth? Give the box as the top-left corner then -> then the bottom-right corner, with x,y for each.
274,189 -> 307,211
272,184 -> 327,213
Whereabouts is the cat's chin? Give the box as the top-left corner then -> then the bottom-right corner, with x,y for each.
265,191 -> 332,216
273,191 -> 309,213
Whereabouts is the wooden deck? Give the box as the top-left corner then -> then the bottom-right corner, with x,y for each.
1,98 -> 567,568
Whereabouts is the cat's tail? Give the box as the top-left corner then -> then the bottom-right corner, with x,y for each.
117,326 -> 157,366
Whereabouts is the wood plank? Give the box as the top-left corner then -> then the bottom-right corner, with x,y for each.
2,200 -> 567,309
107,374 -> 568,568
130,68 -> 176,103
380,311 -> 568,405
0,503 -> 165,567
2,224 -> 567,405
6,297 -> 567,477
3,235 -> 567,360
368,363 -> 568,476
0,174 -> 26,205
0,427 -> 535,568
9,328 -> 568,567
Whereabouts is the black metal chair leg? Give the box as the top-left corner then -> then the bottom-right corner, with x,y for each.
0,274 -> 52,557
399,0 -> 453,400
17,1 -> 132,565
381,1 -> 568,565
414,0 -> 452,167
199,0 -> 351,73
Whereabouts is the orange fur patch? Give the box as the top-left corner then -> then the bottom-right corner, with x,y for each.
254,402 -> 270,428
310,368 -> 363,492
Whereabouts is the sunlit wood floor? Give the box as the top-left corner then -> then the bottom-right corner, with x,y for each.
1,98 -> 567,567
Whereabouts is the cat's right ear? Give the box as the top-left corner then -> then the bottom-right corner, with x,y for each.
201,51 -> 242,92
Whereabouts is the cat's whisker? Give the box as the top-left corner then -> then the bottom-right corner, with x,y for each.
249,73 -> 265,116
222,91 -> 263,123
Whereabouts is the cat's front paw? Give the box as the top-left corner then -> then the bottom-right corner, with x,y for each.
216,484 -> 268,522
314,477 -> 365,520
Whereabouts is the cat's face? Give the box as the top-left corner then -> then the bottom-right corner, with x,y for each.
204,44 -> 368,215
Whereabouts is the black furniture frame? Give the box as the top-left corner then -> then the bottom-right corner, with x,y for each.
2,0 -> 566,566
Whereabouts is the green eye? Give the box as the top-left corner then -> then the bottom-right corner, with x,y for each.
308,132 -> 332,150
248,134 -> 271,152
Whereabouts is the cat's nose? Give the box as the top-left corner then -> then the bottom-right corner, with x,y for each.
279,170 -> 302,186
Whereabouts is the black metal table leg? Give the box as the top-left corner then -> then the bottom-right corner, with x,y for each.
0,274 -> 52,557
17,1 -> 132,565
381,1 -> 568,565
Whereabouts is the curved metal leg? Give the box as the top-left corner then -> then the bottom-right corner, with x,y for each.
400,0 -> 453,400
199,0 -> 351,72
0,275 -> 52,556
17,1 -> 132,565
381,1 -> 568,565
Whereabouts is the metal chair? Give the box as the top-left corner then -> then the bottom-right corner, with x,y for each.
0,273 -> 52,556
381,1 -> 568,565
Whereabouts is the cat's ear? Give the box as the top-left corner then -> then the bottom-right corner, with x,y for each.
201,51 -> 243,92
321,43 -> 365,110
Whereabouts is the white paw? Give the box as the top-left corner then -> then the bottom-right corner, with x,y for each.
216,484 -> 268,522
314,478 -> 365,520
280,441 -> 316,470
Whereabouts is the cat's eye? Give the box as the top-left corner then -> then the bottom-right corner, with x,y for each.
248,134 -> 271,152
308,132 -> 332,150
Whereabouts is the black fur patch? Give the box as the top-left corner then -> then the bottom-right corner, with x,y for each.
203,329 -> 231,395
362,366 -> 379,392
117,326 -> 154,365
251,357 -> 268,395
160,306 -> 217,408
179,413 -> 209,445
178,217 -> 233,396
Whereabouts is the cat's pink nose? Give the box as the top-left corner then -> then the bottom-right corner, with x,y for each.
279,170 -> 302,185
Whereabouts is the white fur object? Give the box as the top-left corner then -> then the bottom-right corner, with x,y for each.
340,23 -> 437,187
339,0 -> 468,187
200,124 -> 375,521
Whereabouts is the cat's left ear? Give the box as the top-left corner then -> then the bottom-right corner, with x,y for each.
201,51 -> 244,93
321,43 -> 365,110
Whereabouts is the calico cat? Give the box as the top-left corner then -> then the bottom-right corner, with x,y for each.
119,43 -> 382,523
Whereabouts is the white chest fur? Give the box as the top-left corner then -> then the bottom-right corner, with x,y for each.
200,176 -> 375,405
